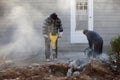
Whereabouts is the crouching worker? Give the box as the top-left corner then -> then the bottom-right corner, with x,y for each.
83,29 -> 103,58
42,13 -> 63,61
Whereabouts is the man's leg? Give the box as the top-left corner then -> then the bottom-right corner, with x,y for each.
53,40 -> 58,59
94,40 -> 103,58
99,40 -> 103,53
94,43 -> 100,58
45,38 -> 51,60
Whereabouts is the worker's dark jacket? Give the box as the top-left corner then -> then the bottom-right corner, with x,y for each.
42,17 -> 63,36
86,31 -> 103,48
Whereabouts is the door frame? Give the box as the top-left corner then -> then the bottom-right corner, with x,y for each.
70,0 -> 94,43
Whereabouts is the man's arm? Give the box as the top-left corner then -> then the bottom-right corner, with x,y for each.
57,18 -> 63,32
42,18 -> 51,37
57,18 -> 63,37
87,37 -> 93,48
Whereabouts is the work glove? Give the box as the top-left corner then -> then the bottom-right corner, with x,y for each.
84,47 -> 93,58
88,47 -> 93,52
89,47 -> 92,51
84,47 -> 93,53
58,32 -> 63,38
43,34 -> 48,38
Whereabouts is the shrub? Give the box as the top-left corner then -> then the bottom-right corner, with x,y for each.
110,35 -> 120,74
110,36 -> 120,54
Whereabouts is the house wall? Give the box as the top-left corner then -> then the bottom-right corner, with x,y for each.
60,0 -> 120,52
94,0 -> 120,51
59,0 -> 120,52
0,0 -> 120,53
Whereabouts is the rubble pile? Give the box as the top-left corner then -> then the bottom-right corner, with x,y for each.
0,60 -> 119,80
0,63 -> 70,80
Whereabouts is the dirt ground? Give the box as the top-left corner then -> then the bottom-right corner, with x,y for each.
0,60 -> 119,80
0,52 -> 119,80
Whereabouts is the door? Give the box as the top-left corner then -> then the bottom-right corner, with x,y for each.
71,0 -> 94,43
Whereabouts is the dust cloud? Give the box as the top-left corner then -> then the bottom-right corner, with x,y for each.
0,0 -> 45,61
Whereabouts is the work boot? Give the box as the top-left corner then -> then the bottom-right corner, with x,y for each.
46,59 -> 50,62
53,58 -> 57,61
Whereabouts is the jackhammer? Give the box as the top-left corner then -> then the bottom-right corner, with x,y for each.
84,47 -> 93,58
49,32 -> 58,59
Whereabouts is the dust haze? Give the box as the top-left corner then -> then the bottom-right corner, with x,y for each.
0,0 -> 45,61
0,0 -> 71,62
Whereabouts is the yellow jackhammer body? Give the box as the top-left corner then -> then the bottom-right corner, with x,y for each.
49,33 -> 58,49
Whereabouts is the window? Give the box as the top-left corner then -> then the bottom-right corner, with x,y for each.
76,2 -> 88,11
76,0 -> 88,30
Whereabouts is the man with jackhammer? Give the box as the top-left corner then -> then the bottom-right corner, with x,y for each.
42,13 -> 63,62
83,29 -> 103,58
